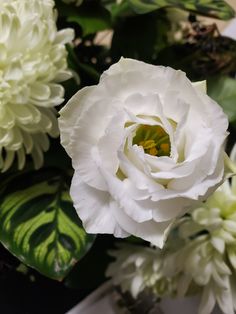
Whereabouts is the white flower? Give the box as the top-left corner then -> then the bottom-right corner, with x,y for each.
59,58 -> 228,247
179,144 -> 236,259
168,237 -> 234,314
106,244 -> 175,298
0,0 -> 74,171
106,146 -> 236,314
170,145 -> 236,314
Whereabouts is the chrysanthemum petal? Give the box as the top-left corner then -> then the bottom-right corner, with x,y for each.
0,0 -> 73,171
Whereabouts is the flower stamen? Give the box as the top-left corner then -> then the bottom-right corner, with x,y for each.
133,125 -> 170,157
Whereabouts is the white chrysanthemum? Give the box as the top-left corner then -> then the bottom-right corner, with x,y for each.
172,146 -> 236,314
62,0 -> 83,6
167,236 -> 234,314
106,244 -> 175,298
179,145 -> 236,261
0,0 -> 74,171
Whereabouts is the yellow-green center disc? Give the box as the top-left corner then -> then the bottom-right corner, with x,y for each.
132,125 -> 171,157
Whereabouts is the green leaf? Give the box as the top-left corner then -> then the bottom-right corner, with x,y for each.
208,76 -> 236,122
65,235 -> 115,290
0,168 -> 94,280
67,45 -> 100,84
68,4 -> 112,36
102,0 -> 135,19
128,0 -> 235,20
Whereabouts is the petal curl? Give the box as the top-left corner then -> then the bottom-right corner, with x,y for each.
70,171 -> 128,237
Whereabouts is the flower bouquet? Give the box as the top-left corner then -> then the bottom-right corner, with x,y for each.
1,0 -> 236,313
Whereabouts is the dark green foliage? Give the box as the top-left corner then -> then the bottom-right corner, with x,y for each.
0,169 -> 94,280
128,0 -> 235,19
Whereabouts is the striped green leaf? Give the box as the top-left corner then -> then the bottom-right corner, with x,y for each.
128,0 -> 235,20
0,169 -> 94,280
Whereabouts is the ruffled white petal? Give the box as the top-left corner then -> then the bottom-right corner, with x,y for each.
112,202 -> 173,248
70,171 -> 128,237
59,58 -> 228,247
59,86 -> 96,157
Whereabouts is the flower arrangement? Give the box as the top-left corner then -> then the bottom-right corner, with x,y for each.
107,146 -> 236,314
1,0 -> 236,313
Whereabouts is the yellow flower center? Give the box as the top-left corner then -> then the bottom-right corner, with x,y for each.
133,125 -> 171,157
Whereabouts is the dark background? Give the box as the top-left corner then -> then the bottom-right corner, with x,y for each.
0,235 -> 115,314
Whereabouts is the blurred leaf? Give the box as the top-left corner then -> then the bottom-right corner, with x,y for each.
208,76 -> 236,122
128,0 -> 235,20
65,235 -> 145,291
111,12 -> 169,62
68,4 -> 112,36
0,169 -> 94,280
62,76 -> 80,101
65,235 -> 115,290
55,0 -> 79,16
158,35 -> 236,81
67,45 -> 100,84
43,138 -> 73,170
57,0 -> 83,7
102,0 -> 135,19
126,236 -> 147,245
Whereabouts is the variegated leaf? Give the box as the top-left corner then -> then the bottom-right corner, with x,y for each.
0,168 -> 94,280
128,0 -> 235,20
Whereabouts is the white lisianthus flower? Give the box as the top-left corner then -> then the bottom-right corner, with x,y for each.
106,244 -> 175,298
59,58 -> 228,247
0,0 -> 74,171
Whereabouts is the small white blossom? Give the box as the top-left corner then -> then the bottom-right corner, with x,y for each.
167,236 -> 234,314
106,244 -> 175,298
179,146 -> 236,261
0,0 -> 74,171
173,146 -> 236,314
